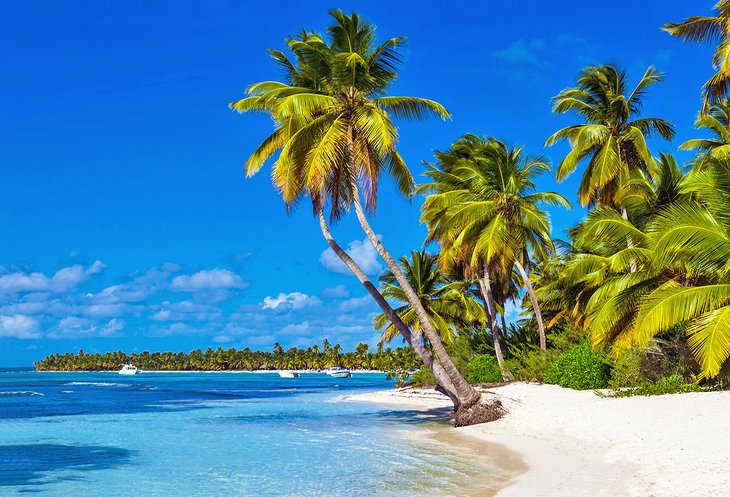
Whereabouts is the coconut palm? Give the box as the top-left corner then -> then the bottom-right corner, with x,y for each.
633,166 -> 730,378
374,250 -> 484,345
680,100 -> 730,160
545,64 -> 675,208
664,2 -> 730,113
420,135 -> 569,375
230,10 -> 482,413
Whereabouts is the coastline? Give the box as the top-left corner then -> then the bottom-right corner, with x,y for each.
344,382 -> 730,497
32,369 -> 387,374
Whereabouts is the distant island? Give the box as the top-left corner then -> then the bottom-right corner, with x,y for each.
34,341 -> 419,373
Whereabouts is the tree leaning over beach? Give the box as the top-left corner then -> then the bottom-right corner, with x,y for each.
230,10 -> 494,421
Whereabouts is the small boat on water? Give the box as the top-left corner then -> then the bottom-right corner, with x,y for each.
278,371 -> 300,378
118,364 -> 141,375
325,367 -> 352,378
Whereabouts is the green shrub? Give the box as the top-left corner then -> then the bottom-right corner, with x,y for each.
505,346 -> 558,382
544,342 -> 611,390
465,354 -> 503,384
609,347 -> 650,389
408,365 -> 436,386
613,374 -> 700,397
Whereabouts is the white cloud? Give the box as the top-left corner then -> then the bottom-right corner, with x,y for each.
319,237 -> 382,276
0,315 -> 42,339
322,285 -> 349,299
261,292 -> 320,311
338,295 -> 373,312
170,269 -> 247,292
150,300 -> 222,322
92,267 -> 173,304
0,261 -> 105,296
48,317 -> 125,339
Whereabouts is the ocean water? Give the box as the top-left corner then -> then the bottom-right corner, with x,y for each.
0,369 -> 502,496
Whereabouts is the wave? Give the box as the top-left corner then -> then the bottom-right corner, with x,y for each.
65,382 -> 131,387
0,391 -> 44,397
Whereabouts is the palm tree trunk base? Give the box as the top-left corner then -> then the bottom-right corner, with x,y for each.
452,397 -> 506,427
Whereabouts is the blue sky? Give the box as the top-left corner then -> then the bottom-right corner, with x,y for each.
0,0 -> 714,365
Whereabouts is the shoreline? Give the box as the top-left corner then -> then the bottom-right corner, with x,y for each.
31,369 -> 387,374
344,382 -> 730,497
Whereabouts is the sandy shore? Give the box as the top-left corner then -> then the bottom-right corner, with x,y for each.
345,383 -> 730,497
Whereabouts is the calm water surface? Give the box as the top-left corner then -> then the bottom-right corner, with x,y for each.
0,369 -> 501,496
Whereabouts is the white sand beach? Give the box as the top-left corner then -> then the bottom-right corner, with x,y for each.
345,383 -> 730,497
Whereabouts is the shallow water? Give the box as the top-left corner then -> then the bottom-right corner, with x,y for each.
0,369 -> 504,496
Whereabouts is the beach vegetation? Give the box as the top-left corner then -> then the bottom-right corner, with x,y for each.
465,355 -> 503,384
543,342 -> 611,390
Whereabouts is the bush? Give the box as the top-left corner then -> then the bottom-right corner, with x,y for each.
384,367 -> 411,387
408,365 -> 436,386
505,346 -> 558,382
609,347 -> 650,389
613,374 -> 700,397
465,354 -> 503,384
544,342 -> 611,390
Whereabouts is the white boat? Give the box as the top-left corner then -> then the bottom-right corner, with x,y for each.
278,371 -> 299,378
325,367 -> 352,378
118,364 -> 140,375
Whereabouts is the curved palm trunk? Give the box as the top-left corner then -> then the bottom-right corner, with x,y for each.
513,259 -> 546,350
350,188 -> 482,410
478,265 -> 514,382
316,209 -> 461,406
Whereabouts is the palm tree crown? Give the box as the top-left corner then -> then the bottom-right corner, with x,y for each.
374,250 -> 482,345
681,100 -> 730,161
545,65 -> 674,208
664,1 -> 730,112
230,9 -> 449,220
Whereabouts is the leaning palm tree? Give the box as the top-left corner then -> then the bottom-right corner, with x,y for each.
230,10 -> 485,418
664,2 -> 730,113
421,135 -> 569,368
374,250 -> 484,345
545,64 -> 675,208
680,100 -> 730,161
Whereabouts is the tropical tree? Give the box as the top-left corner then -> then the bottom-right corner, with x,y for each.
420,135 -> 568,380
374,250 -> 484,345
664,2 -> 730,112
230,10 -> 484,415
545,64 -> 675,209
680,100 -> 730,160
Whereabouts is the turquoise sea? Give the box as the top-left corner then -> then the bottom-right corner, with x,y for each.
0,369 -> 501,496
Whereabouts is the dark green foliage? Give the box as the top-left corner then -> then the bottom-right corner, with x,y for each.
465,354 -> 503,383
505,346 -> 557,382
612,375 -> 700,397
505,324 -> 581,382
544,342 -> 611,390
34,342 -> 421,373
409,365 -> 437,386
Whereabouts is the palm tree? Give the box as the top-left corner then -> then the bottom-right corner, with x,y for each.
374,250 -> 483,345
664,2 -> 730,113
421,135 -> 569,368
545,64 -> 674,208
230,10 -> 482,414
633,166 -> 730,378
680,100 -> 730,160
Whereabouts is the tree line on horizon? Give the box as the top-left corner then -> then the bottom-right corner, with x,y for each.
34,341 -> 420,372
227,4 -> 730,423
